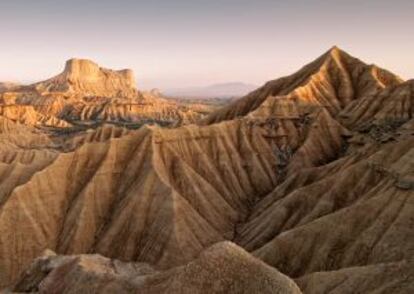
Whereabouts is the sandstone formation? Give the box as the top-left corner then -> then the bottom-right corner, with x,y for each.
0,47 -> 413,293
0,59 -> 213,129
31,58 -> 138,97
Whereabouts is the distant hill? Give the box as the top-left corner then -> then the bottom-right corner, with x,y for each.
164,82 -> 258,99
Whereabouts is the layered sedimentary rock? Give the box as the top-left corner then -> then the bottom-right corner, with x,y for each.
201,46 -> 402,125
31,58 -> 137,97
0,59 -> 211,129
0,47 -> 413,293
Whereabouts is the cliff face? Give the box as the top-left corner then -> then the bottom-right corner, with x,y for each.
33,58 -> 137,97
0,47 -> 413,293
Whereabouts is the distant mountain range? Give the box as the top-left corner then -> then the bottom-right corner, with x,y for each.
164,82 -> 258,98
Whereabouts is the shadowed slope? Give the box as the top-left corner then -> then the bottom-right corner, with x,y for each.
296,260 -> 414,294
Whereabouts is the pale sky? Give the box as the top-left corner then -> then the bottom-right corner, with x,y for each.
0,0 -> 413,90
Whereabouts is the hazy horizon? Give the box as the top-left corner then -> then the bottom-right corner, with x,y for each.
1,0 -> 413,90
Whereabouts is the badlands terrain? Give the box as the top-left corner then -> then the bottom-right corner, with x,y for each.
0,47 -> 413,293
0,58 -> 215,131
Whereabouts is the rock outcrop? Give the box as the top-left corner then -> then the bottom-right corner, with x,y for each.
32,58 -> 137,97
12,242 -> 302,294
0,59 -> 212,128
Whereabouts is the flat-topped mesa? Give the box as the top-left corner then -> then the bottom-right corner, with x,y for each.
33,58 -> 137,98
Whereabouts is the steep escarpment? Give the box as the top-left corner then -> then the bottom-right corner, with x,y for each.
0,47 -> 413,293
32,58 -> 137,97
